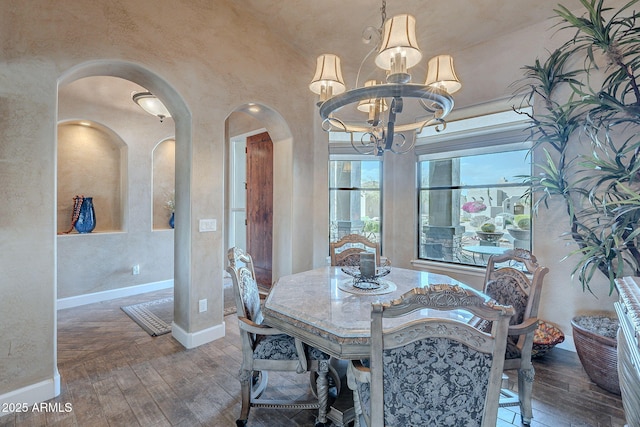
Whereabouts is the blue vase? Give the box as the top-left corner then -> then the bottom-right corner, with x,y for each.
75,197 -> 96,233
169,212 -> 174,228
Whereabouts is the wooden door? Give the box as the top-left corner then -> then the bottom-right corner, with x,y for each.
246,132 -> 273,289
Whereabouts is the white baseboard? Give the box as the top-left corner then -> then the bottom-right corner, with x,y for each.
0,372 -> 60,411
171,321 -> 226,349
56,280 -> 173,310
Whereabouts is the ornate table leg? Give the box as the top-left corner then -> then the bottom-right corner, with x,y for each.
315,359 -> 330,427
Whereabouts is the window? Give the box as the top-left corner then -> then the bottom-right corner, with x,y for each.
418,147 -> 531,266
329,158 -> 382,244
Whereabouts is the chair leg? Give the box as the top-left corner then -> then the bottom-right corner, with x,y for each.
518,366 -> 535,425
251,371 -> 268,399
347,363 -> 363,427
314,360 -> 330,427
237,369 -> 252,426
352,388 -> 364,427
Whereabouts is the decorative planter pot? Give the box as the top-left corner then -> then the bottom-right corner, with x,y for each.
475,231 -> 504,242
74,196 -> 96,234
571,314 -> 620,395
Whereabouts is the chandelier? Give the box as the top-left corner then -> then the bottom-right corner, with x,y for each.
132,91 -> 171,123
309,2 -> 461,156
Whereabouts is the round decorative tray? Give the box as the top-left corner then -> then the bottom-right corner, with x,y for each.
338,278 -> 397,295
341,266 -> 391,290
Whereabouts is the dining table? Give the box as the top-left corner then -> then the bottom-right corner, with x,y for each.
262,265 -> 487,426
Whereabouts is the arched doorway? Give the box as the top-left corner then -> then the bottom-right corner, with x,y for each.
56,60 -> 193,355
225,103 -> 295,285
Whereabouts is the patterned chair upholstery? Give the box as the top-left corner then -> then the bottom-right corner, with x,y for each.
482,248 -> 549,425
347,284 -> 514,427
330,234 -> 390,267
227,247 -> 331,427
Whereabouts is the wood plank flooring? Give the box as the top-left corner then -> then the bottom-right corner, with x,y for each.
0,288 -> 627,426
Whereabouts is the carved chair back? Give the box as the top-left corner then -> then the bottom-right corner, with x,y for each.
227,247 -> 264,348
330,233 -> 381,267
226,247 -> 331,426
482,248 -> 549,425
352,284 -> 514,427
483,248 -> 548,360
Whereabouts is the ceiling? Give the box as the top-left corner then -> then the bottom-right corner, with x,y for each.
60,1 -> 584,120
238,0 -> 581,75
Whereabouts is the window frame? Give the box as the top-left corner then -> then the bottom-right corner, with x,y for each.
328,155 -> 383,249
414,109 -> 533,267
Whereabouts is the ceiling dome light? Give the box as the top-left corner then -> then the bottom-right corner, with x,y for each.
132,91 -> 171,123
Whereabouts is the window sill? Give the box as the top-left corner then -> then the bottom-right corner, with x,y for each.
410,259 -> 486,280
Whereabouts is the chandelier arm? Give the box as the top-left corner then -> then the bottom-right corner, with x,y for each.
432,119 -> 447,133
355,42 -> 381,89
384,97 -> 403,151
415,117 -> 447,135
352,133 -> 377,155
318,84 -> 453,131
389,133 -> 415,155
419,98 -> 439,113
321,116 -> 348,133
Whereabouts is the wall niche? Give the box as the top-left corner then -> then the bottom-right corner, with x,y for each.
153,138 -> 176,230
57,120 -> 125,234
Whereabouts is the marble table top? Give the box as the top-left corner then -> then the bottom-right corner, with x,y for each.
262,266 -> 482,359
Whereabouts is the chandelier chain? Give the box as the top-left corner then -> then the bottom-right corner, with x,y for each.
380,0 -> 387,29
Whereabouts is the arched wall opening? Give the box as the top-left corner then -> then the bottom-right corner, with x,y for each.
225,103 -> 294,282
56,60 -> 193,353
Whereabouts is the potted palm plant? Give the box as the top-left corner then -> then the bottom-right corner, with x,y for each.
514,0 -> 640,395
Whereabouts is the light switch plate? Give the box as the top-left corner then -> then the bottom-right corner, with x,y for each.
199,219 -> 217,232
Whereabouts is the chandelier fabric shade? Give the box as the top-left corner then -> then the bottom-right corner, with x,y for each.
309,54 -> 346,102
310,6 -> 462,156
132,91 -> 171,122
425,55 -> 462,94
375,14 -> 422,80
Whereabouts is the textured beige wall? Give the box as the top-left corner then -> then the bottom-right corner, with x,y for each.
0,0 -> 314,400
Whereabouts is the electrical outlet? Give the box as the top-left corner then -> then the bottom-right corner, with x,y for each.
199,299 -> 207,313
132,264 -> 140,275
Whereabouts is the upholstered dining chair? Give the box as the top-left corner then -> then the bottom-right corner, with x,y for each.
347,284 -> 515,427
226,247 -> 331,427
330,233 -> 389,267
482,248 -> 549,425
